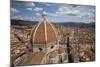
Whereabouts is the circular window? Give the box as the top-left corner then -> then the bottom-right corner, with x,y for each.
39,48 -> 43,51
51,46 -> 54,49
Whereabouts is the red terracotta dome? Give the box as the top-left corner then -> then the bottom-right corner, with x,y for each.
31,16 -> 57,45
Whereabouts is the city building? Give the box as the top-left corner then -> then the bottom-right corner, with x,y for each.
24,14 -> 67,65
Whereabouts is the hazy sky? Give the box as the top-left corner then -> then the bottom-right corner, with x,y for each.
11,1 -> 95,23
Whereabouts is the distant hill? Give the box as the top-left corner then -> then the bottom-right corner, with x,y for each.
53,22 -> 95,28
11,19 -> 95,28
11,19 -> 38,26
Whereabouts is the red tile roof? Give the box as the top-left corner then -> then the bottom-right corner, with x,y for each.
58,46 -> 65,54
31,17 -> 57,45
25,51 -> 46,65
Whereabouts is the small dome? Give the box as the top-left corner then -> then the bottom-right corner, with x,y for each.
58,46 -> 65,54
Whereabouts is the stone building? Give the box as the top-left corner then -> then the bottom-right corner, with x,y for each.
11,13 -> 68,66
25,14 -> 60,65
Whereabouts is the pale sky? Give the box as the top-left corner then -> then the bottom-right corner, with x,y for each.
11,1 -> 95,23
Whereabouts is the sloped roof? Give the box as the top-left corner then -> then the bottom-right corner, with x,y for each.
25,51 -> 46,65
31,16 -> 57,45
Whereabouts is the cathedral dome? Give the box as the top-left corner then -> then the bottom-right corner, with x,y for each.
31,16 -> 57,45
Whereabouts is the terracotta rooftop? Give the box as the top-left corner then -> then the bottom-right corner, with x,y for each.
25,51 -> 46,65
58,46 -> 65,54
31,16 -> 57,45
